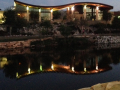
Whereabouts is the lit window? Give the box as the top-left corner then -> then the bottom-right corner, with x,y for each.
17,13 -> 20,15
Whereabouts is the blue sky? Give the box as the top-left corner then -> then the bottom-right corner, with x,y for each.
0,0 -> 120,11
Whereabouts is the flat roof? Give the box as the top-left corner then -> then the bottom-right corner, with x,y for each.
14,0 -> 113,10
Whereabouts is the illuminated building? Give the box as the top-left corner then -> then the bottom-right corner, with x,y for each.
14,0 -> 113,22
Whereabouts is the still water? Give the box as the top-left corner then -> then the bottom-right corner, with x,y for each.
0,44 -> 120,90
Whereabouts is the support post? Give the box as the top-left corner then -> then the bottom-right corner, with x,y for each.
96,6 -> 99,20
50,9 -> 53,21
83,5 -> 87,20
39,9 -> 41,22
71,6 -> 75,21
26,6 -> 29,21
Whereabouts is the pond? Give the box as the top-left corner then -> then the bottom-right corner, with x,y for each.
0,44 -> 120,90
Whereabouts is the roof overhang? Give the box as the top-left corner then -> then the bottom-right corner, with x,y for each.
14,0 -> 113,10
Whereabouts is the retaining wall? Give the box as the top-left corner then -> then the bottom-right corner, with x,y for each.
95,36 -> 120,43
0,39 -> 39,49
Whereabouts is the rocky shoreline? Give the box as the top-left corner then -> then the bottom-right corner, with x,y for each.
78,81 -> 120,90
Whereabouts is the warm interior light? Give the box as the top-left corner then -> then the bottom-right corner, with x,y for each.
17,13 -> 20,15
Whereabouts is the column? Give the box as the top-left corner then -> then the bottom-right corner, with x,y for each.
71,6 -> 75,20
67,7 -> 70,20
26,6 -> 29,21
39,8 -> 41,22
83,5 -> 87,20
50,9 -> 53,21
96,6 -> 99,20
67,7 -> 70,14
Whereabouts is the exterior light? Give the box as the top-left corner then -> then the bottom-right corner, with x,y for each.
118,16 -> 120,18
39,9 -> 41,12
51,9 -> 53,12
71,6 -> 74,11
27,6 -> 29,10
96,6 -> 99,10
14,2 -> 16,6
84,5 -> 87,9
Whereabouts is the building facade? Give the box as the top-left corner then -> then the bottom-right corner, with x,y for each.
14,0 -> 113,22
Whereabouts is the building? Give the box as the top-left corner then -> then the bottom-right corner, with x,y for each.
14,0 -> 113,22
0,10 -> 4,24
114,11 -> 120,18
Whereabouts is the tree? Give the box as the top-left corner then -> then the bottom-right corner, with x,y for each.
3,7 -> 28,34
112,16 -> 120,29
53,11 -> 61,19
58,25 -> 72,37
3,8 -> 16,26
40,20 -> 53,35
3,7 -> 28,28
41,20 -> 52,30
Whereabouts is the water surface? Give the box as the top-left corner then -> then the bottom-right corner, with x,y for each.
0,45 -> 120,90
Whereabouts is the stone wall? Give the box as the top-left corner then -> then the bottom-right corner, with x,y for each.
95,36 -> 120,44
0,37 -> 53,49
78,81 -> 120,90
0,39 -> 39,49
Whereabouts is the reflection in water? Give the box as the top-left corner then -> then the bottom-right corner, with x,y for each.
0,57 -> 8,68
1,45 -> 120,79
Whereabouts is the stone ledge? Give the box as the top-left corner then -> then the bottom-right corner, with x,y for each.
78,81 -> 120,90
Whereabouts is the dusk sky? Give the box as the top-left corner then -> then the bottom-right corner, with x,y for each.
0,0 -> 120,11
